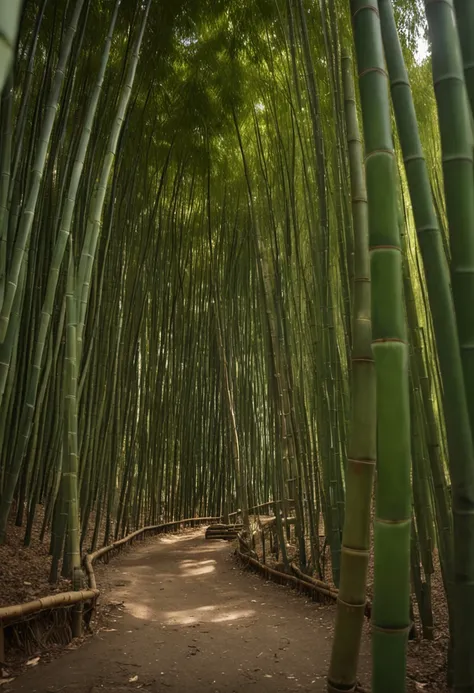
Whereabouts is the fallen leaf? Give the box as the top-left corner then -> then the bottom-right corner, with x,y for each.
26,657 -> 40,667
0,679 -> 15,686
129,675 -> 138,682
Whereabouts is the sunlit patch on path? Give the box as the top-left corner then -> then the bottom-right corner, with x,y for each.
5,529 -> 370,693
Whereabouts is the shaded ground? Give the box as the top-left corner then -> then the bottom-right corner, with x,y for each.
0,510 -> 71,608
0,509 -> 110,608
251,522 -> 449,692
4,528 -> 371,693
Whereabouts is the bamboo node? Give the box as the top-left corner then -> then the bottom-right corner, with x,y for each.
371,623 -> 412,635
442,154 -> 473,164
433,72 -> 466,88
352,4 -> 380,21
390,77 -> 410,89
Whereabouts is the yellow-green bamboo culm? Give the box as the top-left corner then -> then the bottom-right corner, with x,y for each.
453,0 -> 474,117
424,1 -> 474,689
327,54 -> 376,693
64,239 -> 82,637
378,0 -> 474,686
351,0 -> 412,690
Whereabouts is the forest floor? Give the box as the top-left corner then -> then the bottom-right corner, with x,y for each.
1,527 -> 449,693
0,506 -> 112,608
250,526 -> 449,693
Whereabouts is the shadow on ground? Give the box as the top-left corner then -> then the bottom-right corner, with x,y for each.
5,530 -> 370,693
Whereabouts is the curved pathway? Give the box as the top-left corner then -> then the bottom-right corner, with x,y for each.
7,529 -> 370,692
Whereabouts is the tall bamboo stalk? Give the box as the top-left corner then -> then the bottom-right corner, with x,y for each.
379,1 -> 472,682
328,54 -> 376,693
0,2 -> 22,94
0,0 -> 86,344
64,239 -> 82,635
351,1 -> 412,689
0,0 -> 120,542
424,1 -> 474,689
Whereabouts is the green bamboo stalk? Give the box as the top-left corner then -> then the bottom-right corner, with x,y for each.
0,72 -> 13,312
351,1 -> 412,690
423,3 -> 474,689
207,156 -> 249,527
12,0 -> 48,183
378,7 -> 472,680
63,238 -> 82,634
0,2 -> 22,94
0,0 -> 120,541
76,0 -> 152,368
453,0 -> 474,117
0,0 -> 86,343
328,54 -> 376,693
408,306 -> 435,640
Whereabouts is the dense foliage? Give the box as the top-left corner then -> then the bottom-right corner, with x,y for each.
0,0 -> 473,691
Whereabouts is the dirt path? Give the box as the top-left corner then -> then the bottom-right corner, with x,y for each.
6,529 -> 370,693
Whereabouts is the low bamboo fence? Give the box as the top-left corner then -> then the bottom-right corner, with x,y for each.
234,529 -> 372,618
0,516 -> 220,662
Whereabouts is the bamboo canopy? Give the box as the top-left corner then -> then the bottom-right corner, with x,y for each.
0,1 -> 472,691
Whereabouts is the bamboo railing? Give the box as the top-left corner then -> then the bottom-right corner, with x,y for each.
0,516 -> 220,661
234,528 -> 372,617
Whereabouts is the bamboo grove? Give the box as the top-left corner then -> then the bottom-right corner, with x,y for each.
0,0 -> 473,691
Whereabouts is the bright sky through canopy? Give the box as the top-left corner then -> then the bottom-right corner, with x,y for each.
416,35 -> 429,62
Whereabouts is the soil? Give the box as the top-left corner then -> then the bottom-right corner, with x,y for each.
2,528 -> 372,693
0,510 -> 71,608
0,527 -> 451,693
0,508 -> 112,608
250,525 -> 450,693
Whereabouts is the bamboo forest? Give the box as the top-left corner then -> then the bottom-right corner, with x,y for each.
1,0 -> 474,692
